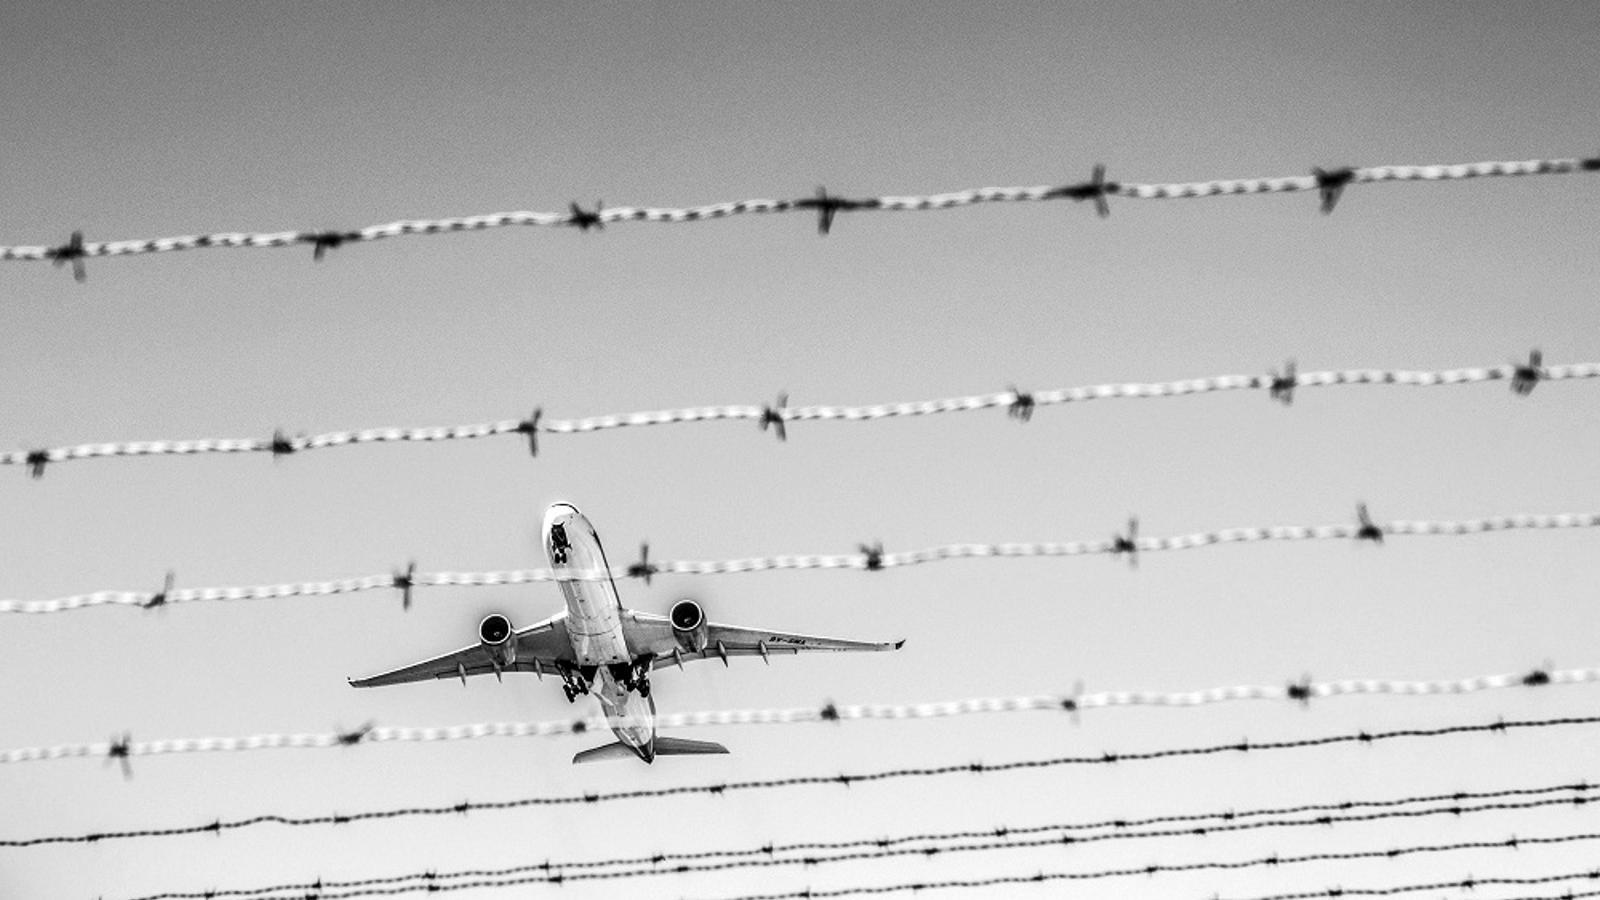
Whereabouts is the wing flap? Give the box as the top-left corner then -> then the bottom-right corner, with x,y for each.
622,610 -> 901,670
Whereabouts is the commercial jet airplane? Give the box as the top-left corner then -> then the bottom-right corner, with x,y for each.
350,502 -> 902,764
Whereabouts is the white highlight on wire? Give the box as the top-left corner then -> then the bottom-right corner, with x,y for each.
5,511 -> 1597,614
3,361 -> 1593,471
3,665 -> 1593,765
2,156 -> 1593,264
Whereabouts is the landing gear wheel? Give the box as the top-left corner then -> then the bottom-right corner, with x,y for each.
637,677 -> 651,699
562,685 -> 577,703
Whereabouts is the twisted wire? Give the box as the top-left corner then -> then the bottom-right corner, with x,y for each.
5,714 -> 1595,846
5,359 -> 1595,476
4,666 -> 1595,766
112,831 -> 1600,900
4,155 -> 1594,272
9,509 -> 1599,613
697,867 -> 1600,900
111,792 -> 1600,900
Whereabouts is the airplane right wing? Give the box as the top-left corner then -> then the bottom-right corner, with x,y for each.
622,609 -> 902,669
349,615 -> 575,687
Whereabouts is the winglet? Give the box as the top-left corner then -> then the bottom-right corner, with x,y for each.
894,639 -> 906,650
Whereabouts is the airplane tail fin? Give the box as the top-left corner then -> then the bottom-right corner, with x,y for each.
653,736 -> 730,757
571,736 -> 730,764
572,741 -> 639,765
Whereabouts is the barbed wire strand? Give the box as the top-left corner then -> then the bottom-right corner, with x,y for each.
696,867 -> 1600,900
113,831 -> 1600,900
6,713 -> 1595,847
5,155 -> 1596,279
9,508 -> 1600,614
111,791 -> 1600,900
3,356 -> 1590,477
5,665 -> 1595,766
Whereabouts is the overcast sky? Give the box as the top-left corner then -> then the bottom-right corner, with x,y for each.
4,3 -> 1600,899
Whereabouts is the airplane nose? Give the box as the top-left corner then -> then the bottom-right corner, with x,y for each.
543,502 -> 580,532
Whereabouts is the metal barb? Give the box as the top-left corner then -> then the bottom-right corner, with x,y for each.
335,722 -> 374,746
269,429 -> 298,458
627,542 -> 657,585
50,230 -> 87,282
1313,167 -> 1356,214
760,392 -> 789,442
393,562 -> 416,610
142,571 -> 176,610
819,702 -> 839,721
518,407 -> 542,457
1287,676 -> 1314,706
1512,349 -> 1544,396
106,733 -> 132,779
1112,517 -> 1139,567
1269,360 -> 1298,406
1355,503 -> 1384,544
25,450 -> 49,479
1060,164 -> 1112,217
309,231 -> 352,262
1007,385 -> 1035,422
567,201 -> 604,232
859,542 -> 885,571
808,187 -> 842,236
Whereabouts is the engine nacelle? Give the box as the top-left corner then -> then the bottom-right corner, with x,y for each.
669,599 -> 709,653
478,613 -> 517,668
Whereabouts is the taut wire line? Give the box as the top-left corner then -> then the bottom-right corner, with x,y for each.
109,831 -> 1600,900
4,665 -> 1596,766
4,155 -> 1596,277
8,714 -> 1595,846
107,793 -> 1600,899
5,357 -> 1592,475
7,509 -> 1599,613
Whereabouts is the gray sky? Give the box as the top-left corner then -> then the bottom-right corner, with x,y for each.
4,2 -> 1600,899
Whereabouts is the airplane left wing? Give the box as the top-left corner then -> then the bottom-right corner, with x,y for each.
622,610 -> 902,669
349,616 -> 574,687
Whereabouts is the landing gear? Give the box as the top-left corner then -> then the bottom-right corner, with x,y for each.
557,663 -> 592,704
611,657 -> 654,698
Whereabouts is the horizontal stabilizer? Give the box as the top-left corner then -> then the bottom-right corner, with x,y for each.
653,736 -> 729,756
572,741 -> 640,764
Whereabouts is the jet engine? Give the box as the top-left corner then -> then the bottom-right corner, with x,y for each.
478,613 -> 517,668
669,599 -> 709,653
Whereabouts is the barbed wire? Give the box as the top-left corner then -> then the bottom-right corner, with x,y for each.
3,355 -> 1588,478
5,665 -> 1594,767
110,791 -> 1600,900
695,866 -> 1600,900
9,507 -> 1599,614
4,155 -> 1595,280
5,713 -> 1594,846
113,830 -> 1600,900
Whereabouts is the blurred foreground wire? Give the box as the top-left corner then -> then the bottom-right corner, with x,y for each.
4,356 -> 1589,476
7,508 -> 1597,613
4,665 -> 1595,766
4,155 -> 1595,279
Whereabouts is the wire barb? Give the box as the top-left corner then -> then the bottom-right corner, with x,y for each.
269,428 -> 298,458
517,407 -> 542,457
859,542 -> 885,571
48,230 -> 87,282
1269,360 -> 1298,405
335,722 -> 374,746
1111,517 -> 1139,567
105,733 -> 132,779
142,571 -> 176,610
393,562 -> 416,611
1006,385 -> 1035,422
1055,163 -> 1112,217
25,449 -> 49,479
1313,166 -> 1356,214
760,392 -> 789,442
1355,503 -> 1384,544
308,230 -> 355,261
626,542 -> 657,585
566,201 -> 603,232
1513,348 -> 1545,396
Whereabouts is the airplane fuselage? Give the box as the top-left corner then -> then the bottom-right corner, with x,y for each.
543,503 -> 658,761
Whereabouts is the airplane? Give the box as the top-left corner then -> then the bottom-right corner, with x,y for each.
349,502 -> 903,764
